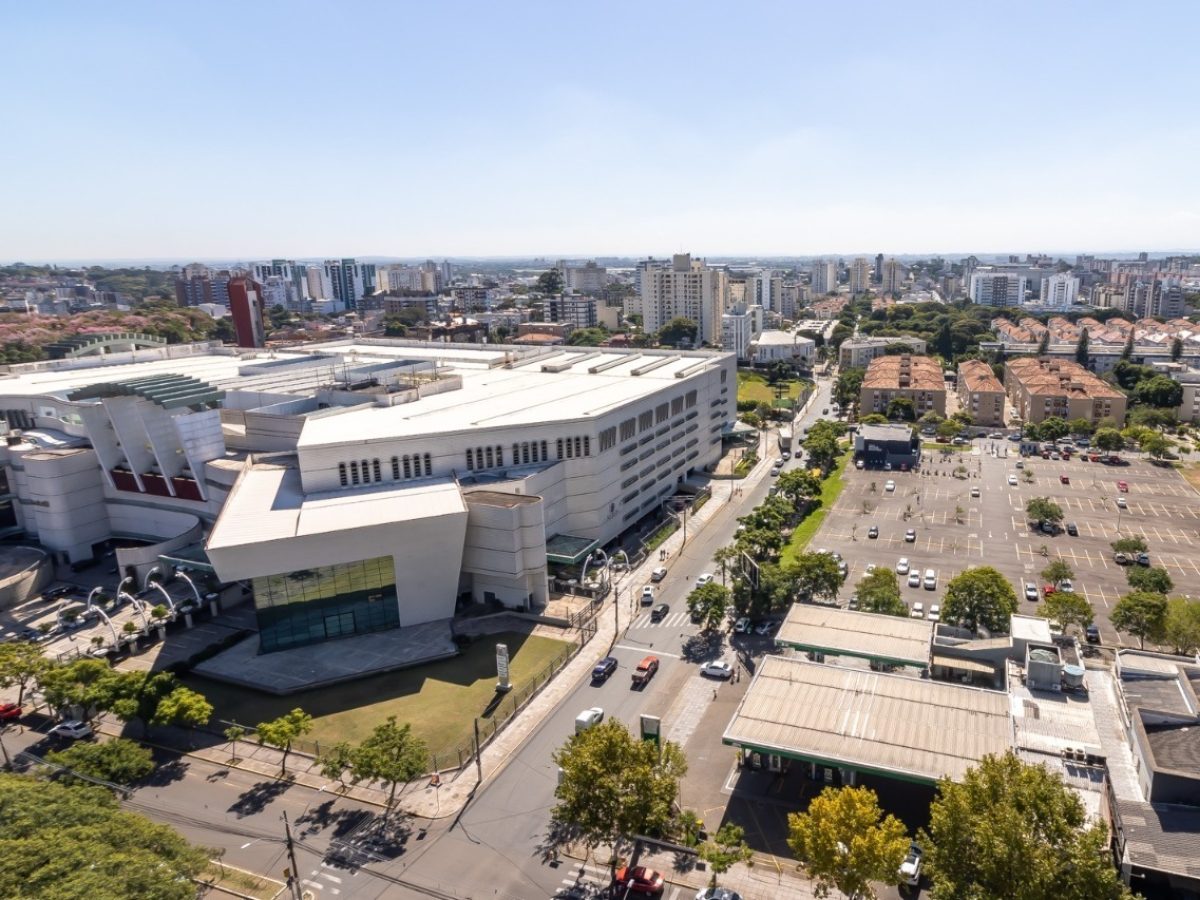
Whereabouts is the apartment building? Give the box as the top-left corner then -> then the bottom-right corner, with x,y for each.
859,354 -> 947,417
838,335 -> 928,370
881,258 -> 906,296
1038,273 -> 1080,309
850,257 -> 871,294
639,254 -> 729,345
721,303 -> 764,361
810,260 -> 837,296
969,271 -> 1028,307
543,295 -> 598,331
1004,357 -> 1127,426
956,359 -> 1005,427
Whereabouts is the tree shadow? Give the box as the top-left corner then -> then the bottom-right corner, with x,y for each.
326,810 -> 413,866
227,778 -> 292,817
296,800 -> 371,839
680,630 -> 724,663
139,757 -> 189,787
534,819 -> 583,865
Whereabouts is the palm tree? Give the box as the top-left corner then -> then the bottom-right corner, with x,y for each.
713,545 -> 740,586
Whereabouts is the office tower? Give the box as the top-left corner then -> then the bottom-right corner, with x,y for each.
251,260 -> 311,309
639,254 -> 729,345
324,259 -> 376,311
227,276 -> 266,348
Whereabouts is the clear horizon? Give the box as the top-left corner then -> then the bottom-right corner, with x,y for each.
5,0 -> 1199,260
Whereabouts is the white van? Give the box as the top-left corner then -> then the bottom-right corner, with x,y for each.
575,707 -> 604,733
923,569 -> 937,590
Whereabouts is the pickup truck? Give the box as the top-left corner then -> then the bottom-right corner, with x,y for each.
631,655 -> 659,689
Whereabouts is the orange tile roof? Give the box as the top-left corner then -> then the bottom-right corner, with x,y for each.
1006,357 -> 1124,401
958,359 -> 1003,393
862,355 -> 944,391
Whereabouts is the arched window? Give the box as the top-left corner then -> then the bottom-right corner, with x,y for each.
338,463 -> 348,486
350,461 -> 360,485
391,457 -> 400,480
372,459 -> 381,482
423,453 -> 432,475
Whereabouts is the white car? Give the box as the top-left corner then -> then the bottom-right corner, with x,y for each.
970,486 -> 980,498
899,843 -> 923,887
1024,582 -> 1039,601
1008,474 -> 1019,486
855,459 -> 865,470
1117,497 -> 1127,508
923,569 -> 937,590
641,585 -> 655,604
865,563 -> 877,574
696,573 -> 714,586
574,707 -> 604,732
48,719 -> 93,740
928,604 -> 941,623
885,479 -> 896,492
911,602 -> 924,618
733,616 -> 752,634
696,888 -> 743,900
650,566 -> 668,582
700,661 -> 733,679
907,570 -> 921,588
896,557 -> 910,575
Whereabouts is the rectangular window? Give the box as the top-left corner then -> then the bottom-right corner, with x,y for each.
656,403 -> 669,424
466,449 -> 474,471
599,427 -> 616,452
496,446 -> 503,467
350,461 -> 360,485
556,438 -> 564,459
423,453 -> 431,476
620,418 -> 636,441
513,444 -> 520,465
338,463 -> 348,486
583,436 -> 590,456
639,411 -> 654,431
574,436 -> 582,457
372,459 -> 381,482
403,456 -> 412,478
685,390 -> 697,408
485,447 -> 494,468
671,396 -> 684,415
540,440 -> 548,461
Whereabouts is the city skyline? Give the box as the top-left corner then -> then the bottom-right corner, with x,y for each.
5,0 -> 1199,259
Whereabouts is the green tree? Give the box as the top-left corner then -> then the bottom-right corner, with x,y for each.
1126,565 -> 1174,595
829,322 -> 854,350
47,737 -> 155,785
0,641 -> 50,709
687,581 -> 732,632
657,317 -> 699,347
256,708 -> 313,775
942,567 -> 1018,633
935,419 -> 959,441
224,724 -> 247,761
1111,535 -> 1148,554
1040,558 -> 1074,587
1171,336 -> 1184,361
319,741 -> 357,792
834,367 -> 866,409
787,785 -> 910,900
1121,330 -> 1134,360
1037,592 -> 1095,635
802,432 -> 841,472
923,752 -> 1132,900
950,410 -> 974,427
1093,427 -> 1124,452
1037,330 -> 1050,354
934,320 -> 953,358
349,716 -> 428,819
859,413 -> 888,425
1038,416 -> 1069,441
1074,328 -> 1089,366
1025,496 -> 1064,527
792,552 -> 845,604
885,397 -> 916,421
1163,597 -> 1200,655
551,719 -> 687,857
0,772 -> 209,899
1110,591 -> 1169,649
1067,417 -> 1094,437
777,469 -> 822,505
855,569 -> 906,617
698,822 -> 753,887
1140,432 -> 1171,459
535,268 -> 564,295
737,525 -> 784,560
38,657 -> 121,722
567,327 -> 607,347
151,686 -> 213,731
1133,374 -> 1184,409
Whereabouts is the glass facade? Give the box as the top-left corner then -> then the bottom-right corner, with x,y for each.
253,555 -> 400,653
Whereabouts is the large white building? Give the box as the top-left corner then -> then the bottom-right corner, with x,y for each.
1038,273 -> 1080,309
0,338 -> 734,658
750,331 -> 817,367
850,257 -> 871,294
969,271 -> 1029,306
557,260 -> 608,295
810,260 -> 837,296
639,254 -> 729,345
745,271 -> 782,315
721,303 -> 765,361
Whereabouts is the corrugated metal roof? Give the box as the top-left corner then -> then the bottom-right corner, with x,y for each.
723,656 -> 1012,784
776,604 -> 932,667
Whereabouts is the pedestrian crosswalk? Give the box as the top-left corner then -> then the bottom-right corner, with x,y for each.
555,861 -> 610,897
631,610 -> 692,629
302,862 -> 348,895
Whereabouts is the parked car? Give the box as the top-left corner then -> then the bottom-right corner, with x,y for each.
695,573 -> 714,586
1008,474 -> 1019,486
867,525 -> 879,539
591,656 -> 618,683
1066,522 -> 1078,536
1060,578 -> 1074,593
700,660 -> 733,679
650,603 -> 670,622
899,843 -> 923,888
574,707 -> 604,733
0,703 -> 21,722
650,566 -> 668,583
48,720 -> 93,741
855,459 -> 865,470
695,888 -> 743,900
1040,521 -> 1058,535
1060,474 -> 1070,484
885,479 -> 896,492
970,486 -> 980,497
927,604 -> 941,623
865,563 -> 876,574
1043,583 -> 1057,596
1118,480 -> 1129,492
911,602 -> 924,619
907,571 -> 921,588
641,585 -> 656,605
1117,497 -> 1127,508
896,557 -> 910,575
905,528 -> 916,542
1024,582 -> 1039,601
1015,460 -> 1024,469
733,616 -> 752,634
754,620 -> 775,636
1085,624 -> 1101,644
923,569 -> 937,590
614,866 -> 664,896
1113,552 -> 1132,565
1136,552 -> 1151,566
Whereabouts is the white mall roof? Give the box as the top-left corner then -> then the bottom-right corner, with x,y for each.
724,655 -> 1013,783
776,604 -> 933,667
207,459 -> 466,551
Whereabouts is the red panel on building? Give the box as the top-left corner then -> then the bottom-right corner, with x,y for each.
111,469 -> 141,492
227,276 -> 266,349
171,477 -> 204,501
141,473 -> 170,496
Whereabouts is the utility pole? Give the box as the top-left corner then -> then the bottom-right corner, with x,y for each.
282,811 -> 303,900
473,718 -> 483,783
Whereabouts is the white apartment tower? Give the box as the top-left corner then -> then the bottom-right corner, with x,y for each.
969,271 -> 1028,307
850,257 -> 871,294
745,270 -> 782,315
810,259 -> 837,296
721,303 -> 764,361
881,258 -> 906,296
1039,273 -> 1080,309
639,254 -> 728,345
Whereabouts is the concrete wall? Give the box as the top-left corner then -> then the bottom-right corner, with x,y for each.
109,507 -> 204,586
462,492 -> 549,610
19,448 -> 109,561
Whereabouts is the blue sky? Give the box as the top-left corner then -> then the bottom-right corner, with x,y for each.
4,0 -> 1198,261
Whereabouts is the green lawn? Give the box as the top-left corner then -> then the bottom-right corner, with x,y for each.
182,631 -> 570,760
780,450 -> 852,566
922,442 -> 969,452
737,372 -> 807,406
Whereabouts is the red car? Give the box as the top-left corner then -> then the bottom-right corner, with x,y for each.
0,703 -> 21,722
1060,474 -> 1070,484
1117,480 -> 1129,492
1043,584 -> 1057,596
614,866 -> 665,896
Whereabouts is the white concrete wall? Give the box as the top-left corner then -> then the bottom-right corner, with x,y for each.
20,449 -> 109,561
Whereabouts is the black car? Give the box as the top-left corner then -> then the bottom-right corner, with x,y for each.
650,603 -> 670,622
1085,625 -> 1101,644
1066,522 -> 1078,536
867,525 -> 879,539
591,656 -> 618,682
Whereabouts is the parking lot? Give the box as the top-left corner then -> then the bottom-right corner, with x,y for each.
812,441 -> 1200,648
